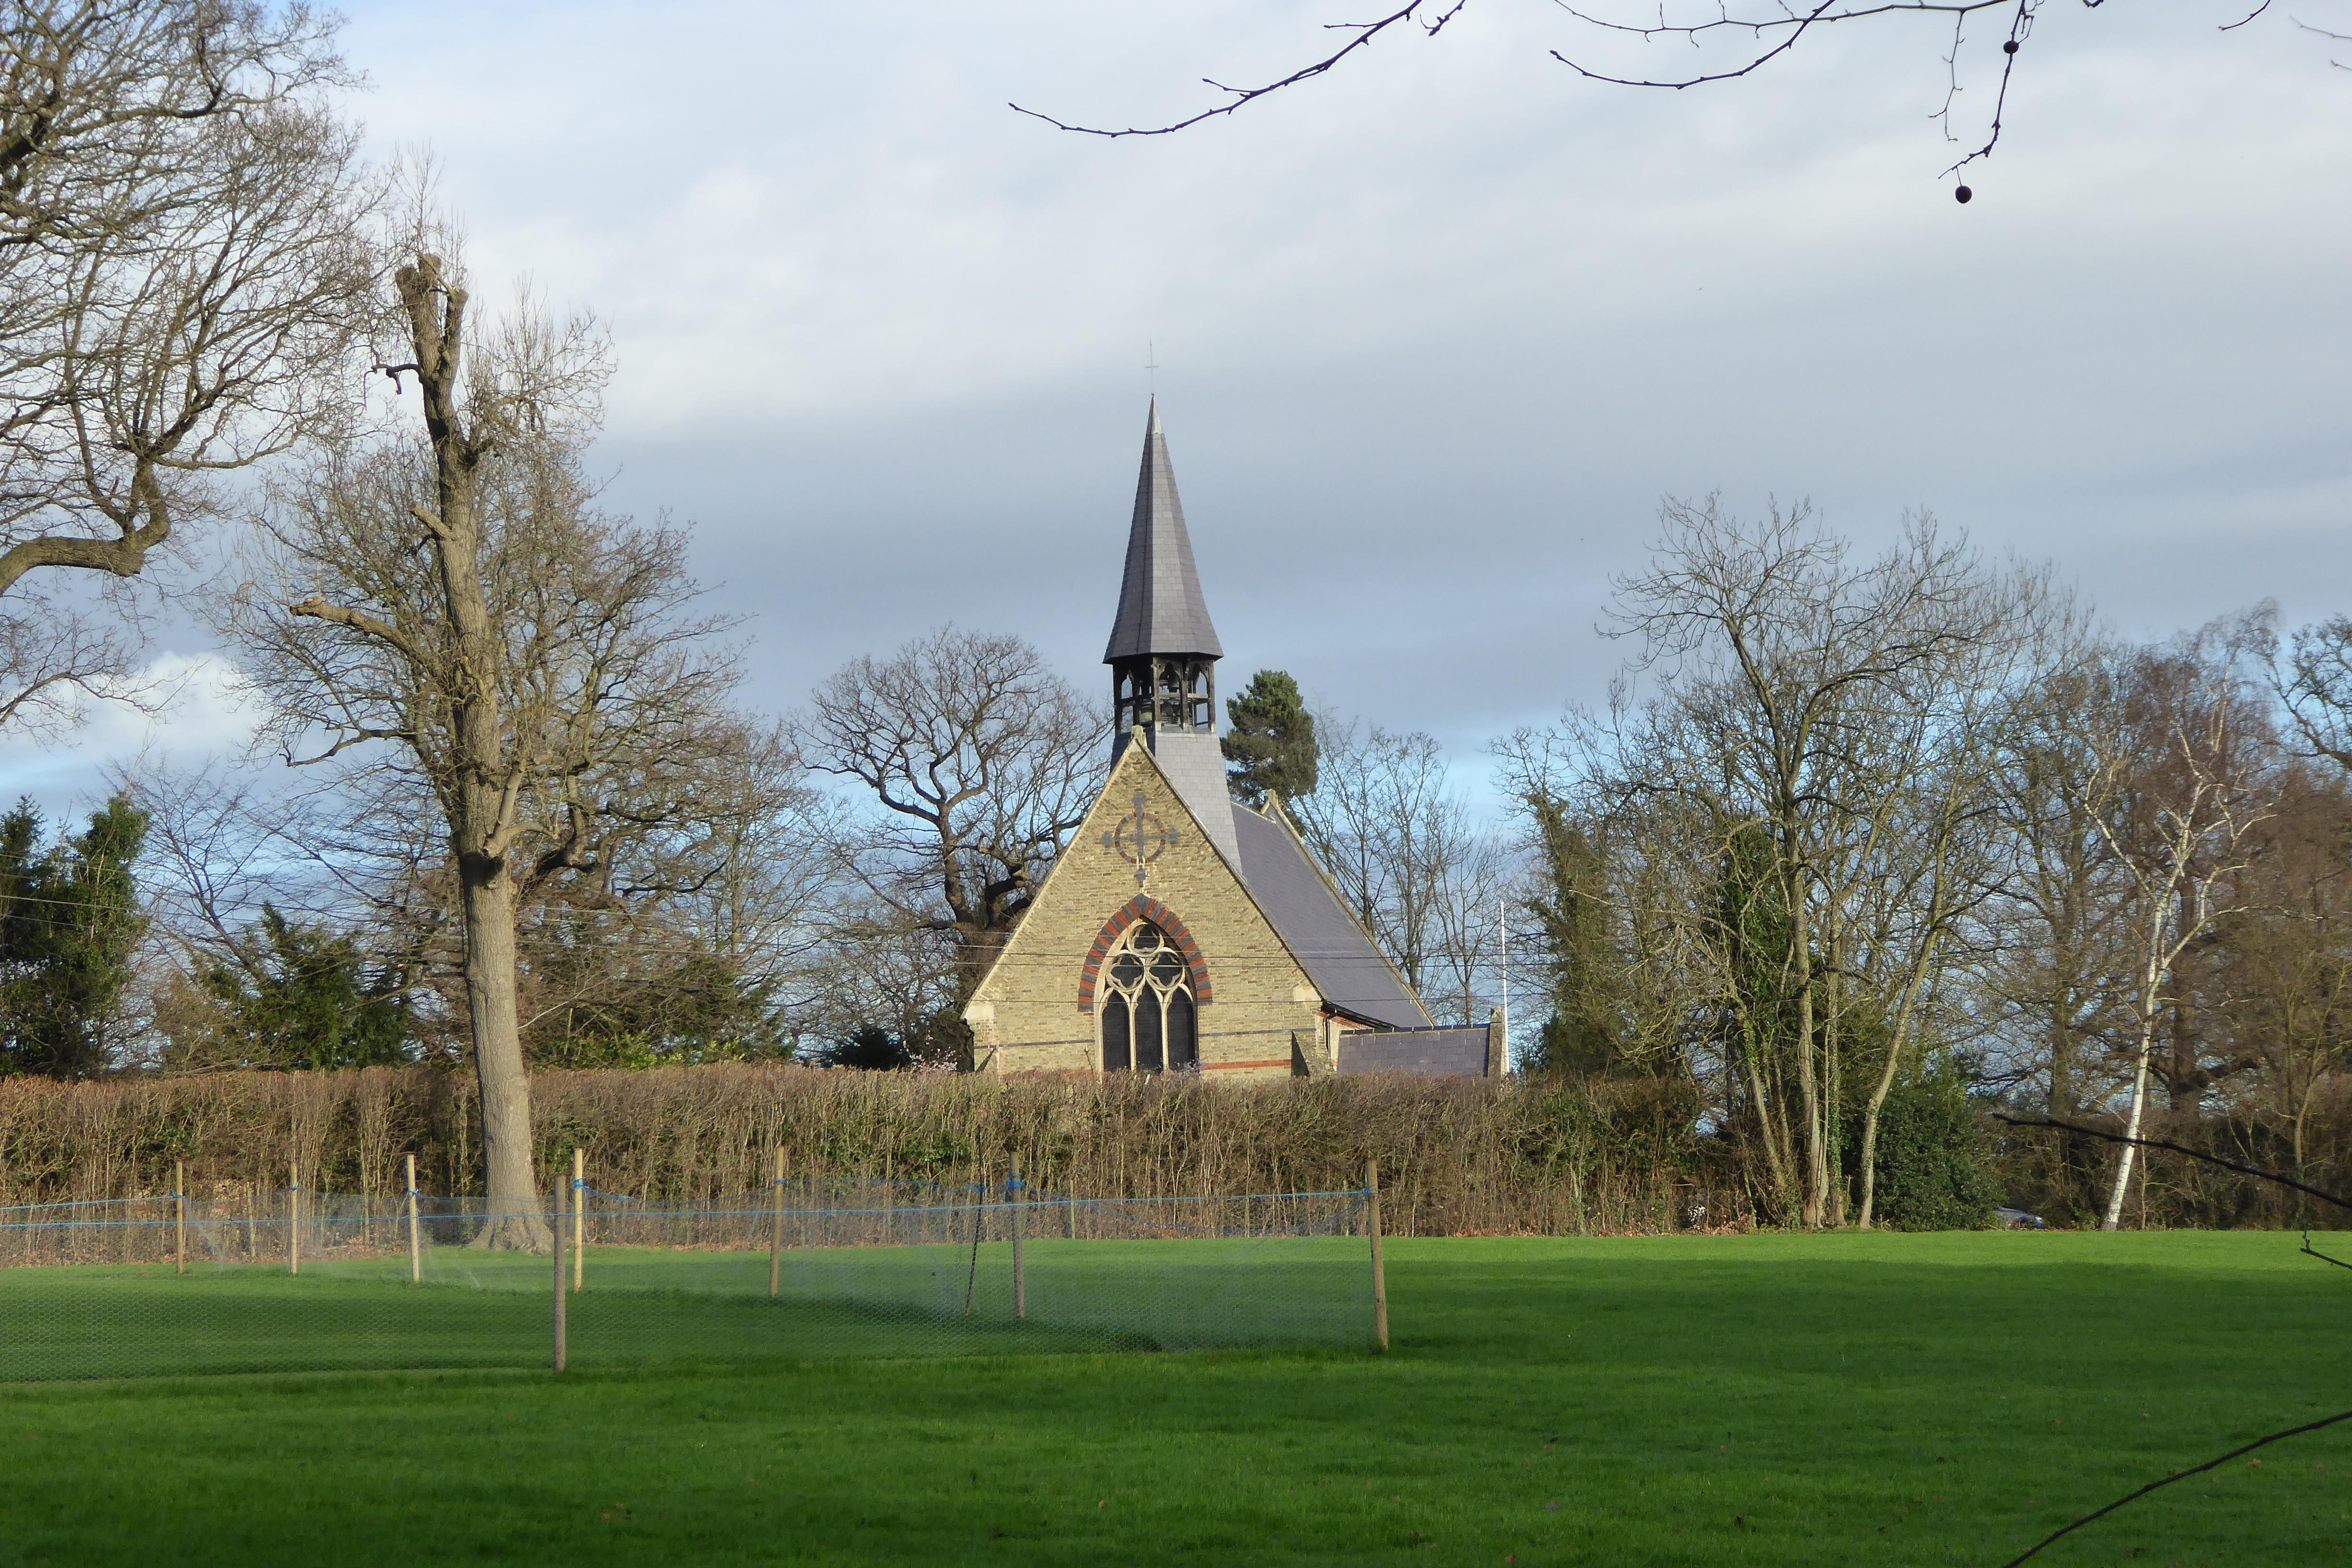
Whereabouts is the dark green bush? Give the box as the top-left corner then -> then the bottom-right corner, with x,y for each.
1855,1071 -> 1998,1231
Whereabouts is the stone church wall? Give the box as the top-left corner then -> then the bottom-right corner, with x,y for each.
966,744 -> 1321,1079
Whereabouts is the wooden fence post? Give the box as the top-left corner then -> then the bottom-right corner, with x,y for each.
552,1176 -> 568,1373
405,1153 -> 422,1284
288,1162 -> 300,1277
174,1160 -> 186,1276
962,1174 -> 985,1318
1367,1158 -> 1389,1353
572,1147 -> 585,1293
1010,1157 -> 1026,1322
767,1146 -> 785,1299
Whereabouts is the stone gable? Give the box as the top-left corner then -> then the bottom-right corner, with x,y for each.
966,739 -> 1318,1078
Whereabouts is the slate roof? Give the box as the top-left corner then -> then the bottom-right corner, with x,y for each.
1336,1027 -> 1492,1078
1148,731 -> 1244,870
1103,399 -> 1223,662
1228,802 -> 1430,1031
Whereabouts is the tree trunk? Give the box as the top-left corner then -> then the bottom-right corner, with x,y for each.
461,862 -> 546,1249
2106,859 -> 2188,1232
1740,1046 -> 1794,1218
2165,952 -> 2203,1113
1823,901 -> 1845,1228
2048,1003 -> 2077,1117
1855,974 -> 1927,1231
1786,860 -> 1826,1229
400,254 -> 545,1249
2102,1012 -> 2159,1231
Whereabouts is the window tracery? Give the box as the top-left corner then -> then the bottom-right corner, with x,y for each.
1097,920 -> 1198,1073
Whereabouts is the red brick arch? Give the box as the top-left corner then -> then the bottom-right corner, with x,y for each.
1077,895 -> 1212,1012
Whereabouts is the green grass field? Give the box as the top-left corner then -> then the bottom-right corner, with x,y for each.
0,1233 -> 1375,1376
1,1232 -> 2346,1565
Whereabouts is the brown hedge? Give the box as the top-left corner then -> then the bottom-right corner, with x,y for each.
0,1066 -> 1745,1237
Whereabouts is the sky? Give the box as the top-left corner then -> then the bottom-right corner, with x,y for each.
5,0 -> 2348,819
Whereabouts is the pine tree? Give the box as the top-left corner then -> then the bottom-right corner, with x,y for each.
201,906 -> 414,1070
1222,670 -> 1320,806
0,795 -> 148,1077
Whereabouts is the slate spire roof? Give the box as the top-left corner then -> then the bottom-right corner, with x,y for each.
1103,399 -> 1223,663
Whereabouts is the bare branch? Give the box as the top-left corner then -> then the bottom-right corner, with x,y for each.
1009,1 -> 1454,138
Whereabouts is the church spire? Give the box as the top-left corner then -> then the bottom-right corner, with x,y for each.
1102,398 -> 1243,868
1104,397 -> 1223,668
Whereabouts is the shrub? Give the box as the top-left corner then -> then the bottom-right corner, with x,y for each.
1859,1071 -> 1998,1231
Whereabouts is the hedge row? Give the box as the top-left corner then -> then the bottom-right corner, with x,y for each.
2,1065 -> 2340,1234
0,1066 -> 1750,1237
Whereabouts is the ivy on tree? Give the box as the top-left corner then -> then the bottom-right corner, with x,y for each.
1222,670 -> 1320,807
1519,797 -> 1628,1077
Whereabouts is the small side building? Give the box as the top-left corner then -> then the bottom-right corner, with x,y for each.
964,402 -> 1505,1081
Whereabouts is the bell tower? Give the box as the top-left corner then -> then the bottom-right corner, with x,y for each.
1102,399 -> 1241,865
1104,397 -> 1223,746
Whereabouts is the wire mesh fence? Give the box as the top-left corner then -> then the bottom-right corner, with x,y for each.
0,1169 -> 1382,1382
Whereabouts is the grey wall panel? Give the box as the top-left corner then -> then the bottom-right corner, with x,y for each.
1336,1028 -> 1491,1078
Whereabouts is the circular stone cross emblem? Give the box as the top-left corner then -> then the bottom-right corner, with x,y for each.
1101,790 -> 1183,886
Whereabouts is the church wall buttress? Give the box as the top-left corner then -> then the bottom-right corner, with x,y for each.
966,745 -> 1319,1079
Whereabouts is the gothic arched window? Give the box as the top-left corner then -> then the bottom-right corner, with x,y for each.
1098,920 -> 1198,1073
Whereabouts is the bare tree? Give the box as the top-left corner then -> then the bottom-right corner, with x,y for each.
134,731 -> 826,1074
224,246 -> 747,1245
1294,717 -> 1506,1010
790,899 -> 964,1065
796,625 -> 1108,1054
2090,623 -> 2276,1230
668,734 -> 840,1035
2270,610 -> 2352,774
1,2 -> 373,720
1834,560 -> 2070,1228
2219,764 -> 2352,1185
1577,499 -> 2028,1226
1974,651 -> 2138,1119
1297,720 -> 1446,989
1426,817 -> 1511,1026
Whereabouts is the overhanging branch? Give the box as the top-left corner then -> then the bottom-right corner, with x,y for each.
1009,1 -> 1459,137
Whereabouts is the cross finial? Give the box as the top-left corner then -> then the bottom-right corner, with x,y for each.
1145,342 -> 1159,396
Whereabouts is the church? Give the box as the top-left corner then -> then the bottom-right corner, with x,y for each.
965,403 -> 1505,1080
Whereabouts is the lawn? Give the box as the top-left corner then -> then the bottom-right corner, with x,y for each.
0,1233 -> 1376,1377
0,1232 -> 2345,1566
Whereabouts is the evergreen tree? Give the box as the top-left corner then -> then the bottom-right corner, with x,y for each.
201,906 -> 414,1070
0,795 -> 148,1077
1222,670 -> 1319,806
1843,1065 -> 1998,1231
1519,796 -> 1628,1076
810,1024 -> 917,1071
